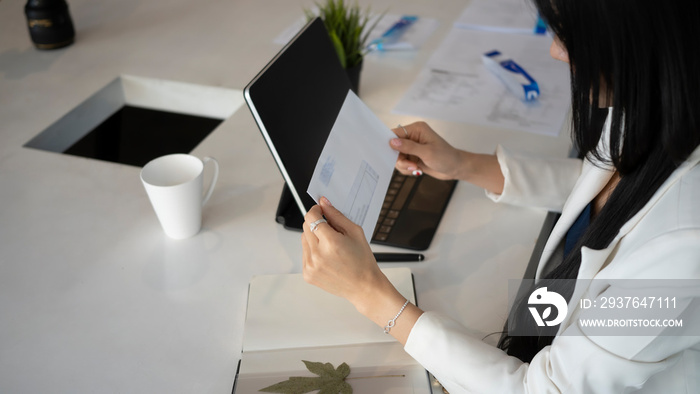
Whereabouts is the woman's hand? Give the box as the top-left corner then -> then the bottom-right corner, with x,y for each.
390,121 -> 466,180
301,197 -> 388,306
390,121 -> 505,194
301,197 -> 423,344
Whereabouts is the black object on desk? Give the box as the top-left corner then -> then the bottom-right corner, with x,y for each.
374,252 -> 424,262
245,17 -> 456,251
25,0 -> 75,50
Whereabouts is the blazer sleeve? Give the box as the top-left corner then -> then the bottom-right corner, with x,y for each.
404,229 -> 700,393
485,145 -> 583,212
404,312 -> 680,394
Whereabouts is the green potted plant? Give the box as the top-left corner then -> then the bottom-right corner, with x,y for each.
306,0 -> 381,94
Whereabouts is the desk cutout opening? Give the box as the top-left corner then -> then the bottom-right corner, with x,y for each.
24,75 -> 244,167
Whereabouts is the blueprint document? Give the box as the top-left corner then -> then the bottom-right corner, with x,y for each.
393,28 -> 570,136
307,91 -> 398,242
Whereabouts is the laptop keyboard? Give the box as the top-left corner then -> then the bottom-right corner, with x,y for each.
372,170 -> 417,242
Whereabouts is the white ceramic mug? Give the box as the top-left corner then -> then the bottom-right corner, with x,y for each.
140,154 -> 219,239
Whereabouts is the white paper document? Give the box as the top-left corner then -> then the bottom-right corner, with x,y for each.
454,0 -> 541,35
307,91 -> 398,242
393,28 -> 570,136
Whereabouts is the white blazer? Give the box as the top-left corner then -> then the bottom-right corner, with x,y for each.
405,117 -> 700,393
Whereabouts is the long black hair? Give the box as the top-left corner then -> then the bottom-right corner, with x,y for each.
497,0 -> 700,362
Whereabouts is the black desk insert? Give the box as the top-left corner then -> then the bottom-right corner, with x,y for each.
62,105 -> 222,167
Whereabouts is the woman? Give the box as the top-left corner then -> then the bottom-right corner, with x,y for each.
301,0 -> 700,392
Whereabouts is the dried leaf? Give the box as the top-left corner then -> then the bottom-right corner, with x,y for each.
317,381 -> 352,394
334,363 -> 350,379
302,361 -> 335,378
259,360 -> 353,394
259,377 -> 322,393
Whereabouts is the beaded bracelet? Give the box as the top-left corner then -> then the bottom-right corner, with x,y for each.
384,299 -> 410,334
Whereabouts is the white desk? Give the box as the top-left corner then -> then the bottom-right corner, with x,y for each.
0,0 -> 571,392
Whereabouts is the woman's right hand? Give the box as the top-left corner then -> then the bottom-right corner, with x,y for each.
390,121 -> 466,180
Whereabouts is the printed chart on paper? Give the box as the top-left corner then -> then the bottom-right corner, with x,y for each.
345,161 -> 379,226
307,91 -> 398,242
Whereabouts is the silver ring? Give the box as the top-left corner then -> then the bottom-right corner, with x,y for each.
398,124 -> 408,137
309,218 -> 327,232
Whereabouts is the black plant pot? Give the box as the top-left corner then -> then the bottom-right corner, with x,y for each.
346,59 -> 363,95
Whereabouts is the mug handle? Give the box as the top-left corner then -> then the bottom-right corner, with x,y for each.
201,156 -> 219,206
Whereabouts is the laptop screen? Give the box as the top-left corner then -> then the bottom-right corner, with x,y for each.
244,17 -> 352,215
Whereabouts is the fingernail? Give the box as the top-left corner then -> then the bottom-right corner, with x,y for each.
412,169 -> 423,177
390,138 -> 402,147
407,166 -> 417,171
320,196 -> 332,206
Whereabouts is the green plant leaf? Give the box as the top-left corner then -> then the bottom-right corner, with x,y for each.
312,0 -> 385,68
259,360 -> 353,394
329,31 -> 347,68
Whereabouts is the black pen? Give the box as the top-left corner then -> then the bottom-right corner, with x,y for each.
373,252 -> 424,262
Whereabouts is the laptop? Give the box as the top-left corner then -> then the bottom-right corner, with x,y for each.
244,17 -> 456,250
